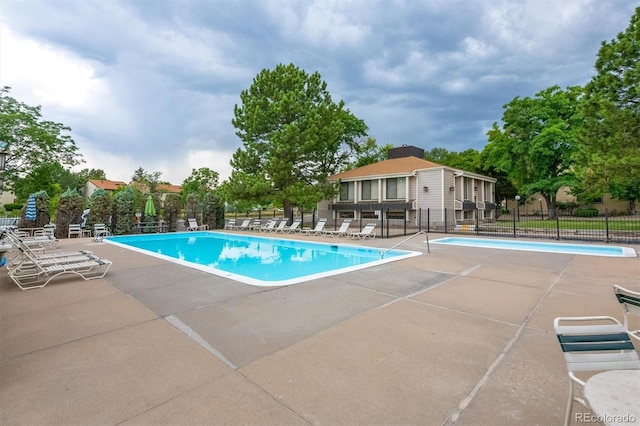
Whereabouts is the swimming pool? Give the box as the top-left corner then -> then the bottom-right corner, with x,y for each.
105,232 -> 421,286
430,237 -> 637,257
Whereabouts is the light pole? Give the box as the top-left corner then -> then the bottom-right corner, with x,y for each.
539,198 -> 543,219
0,141 -> 7,194
515,195 -> 521,222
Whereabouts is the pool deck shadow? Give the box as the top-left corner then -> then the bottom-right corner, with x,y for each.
1,232 -> 638,425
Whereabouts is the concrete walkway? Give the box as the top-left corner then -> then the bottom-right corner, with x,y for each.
1,232 -> 638,425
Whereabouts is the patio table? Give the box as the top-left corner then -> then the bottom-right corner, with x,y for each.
584,369 -> 640,426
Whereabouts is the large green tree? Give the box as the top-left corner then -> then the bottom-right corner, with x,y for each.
346,138 -> 392,170
181,167 -> 220,203
483,85 -> 583,218
0,87 -> 83,192
229,63 -> 368,217
575,6 -> 640,213
131,167 -> 164,192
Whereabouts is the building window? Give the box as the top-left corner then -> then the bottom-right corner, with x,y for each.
593,197 -> 603,204
361,211 -> 379,219
339,211 -> 354,219
361,180 -> 378,200
340,182 -> 354,201
386,210 -> 405,219
386,178 -> 406,200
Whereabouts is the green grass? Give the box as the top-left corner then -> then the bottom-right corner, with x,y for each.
494,218 -> 640,231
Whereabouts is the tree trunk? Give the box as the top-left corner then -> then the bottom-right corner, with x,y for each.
283,199 -> 293,224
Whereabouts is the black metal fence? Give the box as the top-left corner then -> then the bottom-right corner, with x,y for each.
316,208 -> 640,244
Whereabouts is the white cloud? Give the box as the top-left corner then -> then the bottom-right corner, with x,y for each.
264,0 -> 370,48
1,0 -> 636,185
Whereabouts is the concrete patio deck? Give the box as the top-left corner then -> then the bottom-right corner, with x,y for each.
1,232 -> 638,425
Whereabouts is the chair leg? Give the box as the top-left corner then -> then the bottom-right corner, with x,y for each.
564,380 -> 574,426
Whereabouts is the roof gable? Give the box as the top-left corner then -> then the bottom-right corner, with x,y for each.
89,179 -> 127,190
157,183 -> 182,193
330,157 -> 442,180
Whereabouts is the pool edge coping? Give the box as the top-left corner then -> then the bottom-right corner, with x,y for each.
104,232 -> 423,286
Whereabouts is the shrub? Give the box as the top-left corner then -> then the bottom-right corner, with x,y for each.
3,203 -> 22,212
87,189 -> 112,229
111,187 -> 136,235
185,193 -> 199,219
55,188 -> 84,238
202,191 -> 224,229
163,193 -> 182,232
575,208 -> 599,217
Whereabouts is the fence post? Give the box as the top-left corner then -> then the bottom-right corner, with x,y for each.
403,208 -> 407,236
513,208 -> 516,238
605,209 -> 610,243
475,208 -> 479,235
444,208 -> 448,233
427,208 -> 430,233
385,208 -> 389,238
556,213 -> 560,240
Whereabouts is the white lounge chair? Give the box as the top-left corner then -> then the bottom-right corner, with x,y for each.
1,230 -> 93,272
323,219 -> 352,238
273,220 -> 288,233
284,220 -> 302,233
236,219 -> 252,230
259,219 -> 278,232
301,218 -> 327,236
248,219 -> 262,230
348,223 -> 377,240
187,218 -> 202,231
9,251 -> 112,290
224,219 -> 237,230
1,230 -> 111,290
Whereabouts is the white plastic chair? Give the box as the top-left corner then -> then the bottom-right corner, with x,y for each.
553,316 -> 640,426
613,285 -> 640,343
93,224 -> 111,242
68,224 -> 83,238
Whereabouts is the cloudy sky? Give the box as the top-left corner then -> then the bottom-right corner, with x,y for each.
0,1 -> 636,185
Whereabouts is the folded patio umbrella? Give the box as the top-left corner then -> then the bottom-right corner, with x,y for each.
25,194 -> 36,221
144,195 -> 156,218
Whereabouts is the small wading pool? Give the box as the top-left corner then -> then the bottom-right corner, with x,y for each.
430,237 -> 637,257
105,231 -> 421,286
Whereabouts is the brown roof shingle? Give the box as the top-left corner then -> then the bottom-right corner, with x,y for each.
89,179 -> 127,190
157,184 -> 182,193
330,157 -> 442,180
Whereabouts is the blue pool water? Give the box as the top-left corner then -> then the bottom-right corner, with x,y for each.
430,237 -> 637,257
105,232 -> 421,286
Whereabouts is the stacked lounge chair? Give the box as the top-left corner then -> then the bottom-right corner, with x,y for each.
1,230 -> 112,290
